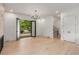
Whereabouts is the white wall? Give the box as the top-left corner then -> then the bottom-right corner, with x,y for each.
0,4 -> 4,38
17,14 -> 32,21
4,12 -> 17,41
36,16 -> 53,38
0,16 -> 4,38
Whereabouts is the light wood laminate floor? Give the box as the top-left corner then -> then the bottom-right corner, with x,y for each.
1,37 -> 79,55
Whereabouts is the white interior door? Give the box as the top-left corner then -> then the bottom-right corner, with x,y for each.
63,16 -> 75,42
76,16 -> 79,44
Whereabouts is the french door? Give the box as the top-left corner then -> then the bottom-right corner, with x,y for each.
31,21 -> 36,37
16,18 -> 36,40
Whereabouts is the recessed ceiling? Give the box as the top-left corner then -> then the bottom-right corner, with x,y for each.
3,3 -> 79,17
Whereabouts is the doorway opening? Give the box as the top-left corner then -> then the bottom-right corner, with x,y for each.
53,16 -> 61,39
20,20 -> 32,38
16,18 -> 36,40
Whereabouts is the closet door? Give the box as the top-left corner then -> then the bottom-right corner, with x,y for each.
63,16 -> 75,42
76,16 -> 79,44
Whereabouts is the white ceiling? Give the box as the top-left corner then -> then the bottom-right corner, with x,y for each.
3,3 -> 79,17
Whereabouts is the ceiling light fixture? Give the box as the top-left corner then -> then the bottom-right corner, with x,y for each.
31,10 -> 40,20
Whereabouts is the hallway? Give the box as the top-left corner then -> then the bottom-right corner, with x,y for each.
1,37 -> 79,55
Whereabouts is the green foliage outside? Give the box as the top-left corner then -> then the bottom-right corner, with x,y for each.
20,20 -> 31,33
